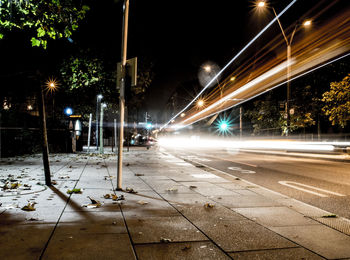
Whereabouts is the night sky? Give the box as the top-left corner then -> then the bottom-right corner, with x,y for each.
1,0 -> 343,122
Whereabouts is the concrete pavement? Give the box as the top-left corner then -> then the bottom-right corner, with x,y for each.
1,147 -> 350,259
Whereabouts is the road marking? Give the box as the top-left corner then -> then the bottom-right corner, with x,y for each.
278,181 -> 346,197
181,155 -> 211,162
241,170 -> 256,174
228,167 -> 256,174
228,167 -> 242,171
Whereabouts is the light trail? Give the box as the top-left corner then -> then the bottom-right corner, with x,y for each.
175,52 -> 350,129
163,3 -> 350,131
160,0 -> 298,130
158,137 -> 337,152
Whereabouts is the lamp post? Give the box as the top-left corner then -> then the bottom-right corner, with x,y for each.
40,79 -> 57,186
99,103 -> 107,154
204,65 -> 223,99
257,1 -> 311,136
96,94 -> 103,150
117,0 -> 130,190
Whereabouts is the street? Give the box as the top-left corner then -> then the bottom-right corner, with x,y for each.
164,147 -> 350,220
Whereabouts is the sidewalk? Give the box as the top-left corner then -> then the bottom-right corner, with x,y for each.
1,147 -> 350,259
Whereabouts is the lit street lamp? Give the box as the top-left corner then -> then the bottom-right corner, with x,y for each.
203,64 -> 224,100
197,99 -> 204,108
96,94 -> 103,150
99,103 -> 107,154
40,78 -> 58,186
257,1 -> 311,136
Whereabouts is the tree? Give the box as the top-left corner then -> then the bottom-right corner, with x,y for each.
322,74 -> 350,128
286,84 -> 316,134
0,0 -> 89,48
245,92 -> 281,135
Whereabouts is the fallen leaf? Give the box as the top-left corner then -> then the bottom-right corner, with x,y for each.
134,173 -> 144,176
21,202 -> 36,211
160,237 -> 171,243
11,183 -> 21,189
189,185 -> 197,189
118,195 -> 125,201
67,188 -> 82,194
204,203 -> 214,208
182,245 -> 191,251
125,187 -> 138,194
166,187 -> 178,192
137,200 -> 148,205
322,214 -> 337,218
104,194 -> 111,199
87,196 -> 100,205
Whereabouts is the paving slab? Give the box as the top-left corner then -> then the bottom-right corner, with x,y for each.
234,206 -> 319,227
0,223 -> 55,260
57,211 -> 127,234
195,219 -> 296,252
135,241 -> 231,260
42,233 -> 135,260
124,215 -> 207,244
179,181 -> 242,196
270,224 -> 350,259
217,194 -> 281,208
229,247 -> 325,259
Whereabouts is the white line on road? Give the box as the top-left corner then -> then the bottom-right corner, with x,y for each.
278,181 -> 346,197
228,166 -> 256,174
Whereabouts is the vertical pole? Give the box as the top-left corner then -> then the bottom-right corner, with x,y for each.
239,106 -> 243,139
117,0 -> 129,190
87,113 -> 92,152
96,96 -> 99,150
99,105 -> 104,154
286,44 -> 291,137
114,119 -> 117,154
40,86 -> 51,186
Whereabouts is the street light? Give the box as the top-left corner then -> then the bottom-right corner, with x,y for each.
45,78 -> 58,94
96,94 -> 103,150
203,64 -> 224,100
99,103 -> 107,154
197,99 -> 204,108
257,1 -> 311,136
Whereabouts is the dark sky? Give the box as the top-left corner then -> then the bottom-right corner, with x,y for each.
1,0 -> 342,122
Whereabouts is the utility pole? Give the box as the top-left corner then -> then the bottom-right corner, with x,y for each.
117,0 -> 129,190
239,106 -> 243,139
99,104 -> 105,154
39,85 -> 51,186
87,113 -> 92,152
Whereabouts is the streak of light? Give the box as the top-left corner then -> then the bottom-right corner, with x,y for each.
180,61 -> 291,128
177,52 -> 350,129
159,0 -> 298,130
158,137 -> 337,152
167,5 -> 350,130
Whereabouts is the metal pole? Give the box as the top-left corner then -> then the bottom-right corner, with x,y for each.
239,106 -> 242,139
114,119 -> 117,154
117,0 -> 129,190
96,96 -> 99,150
99,105 -> 104,154
87,113 -> 92,152
40,86 -> 51,186
286,44 -> 291,136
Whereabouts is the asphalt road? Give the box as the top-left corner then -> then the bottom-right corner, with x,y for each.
164,147 -> 350,220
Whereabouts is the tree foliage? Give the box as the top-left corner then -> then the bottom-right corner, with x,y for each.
322,74 -> 350,128
245,92 -> 281,135
60,54 -> 106,90
0,0 -> 89,48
